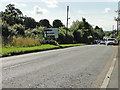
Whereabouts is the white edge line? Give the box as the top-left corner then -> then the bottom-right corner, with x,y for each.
101,58 -> 117,88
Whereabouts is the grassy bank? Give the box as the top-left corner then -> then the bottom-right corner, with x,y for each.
60,43 -> 86,48
2,43 -> 86,57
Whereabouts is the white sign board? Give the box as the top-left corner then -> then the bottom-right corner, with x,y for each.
44,28 -> 58,39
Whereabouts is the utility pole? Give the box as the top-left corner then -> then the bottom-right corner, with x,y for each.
117,19 -> 119,35
66,6 -> 69,29
66,6 -> 70,36
114,18 -> 119,35
118,1 -> 120,33
112,25 -> 114,31
115,1 -> 120,35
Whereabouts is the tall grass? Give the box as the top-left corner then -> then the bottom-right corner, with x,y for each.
4,36 -> 41,47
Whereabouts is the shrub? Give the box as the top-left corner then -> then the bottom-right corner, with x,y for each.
13,24 -> 25,36
2,22 -> 13,46
58,27 -> 74,44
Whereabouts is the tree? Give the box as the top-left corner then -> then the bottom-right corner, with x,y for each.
2,22 -> 15,45
39,19 -> 51,28
117,30 -> 120,44
82,17 -> 86,23
94,26 -> 105,39
73,30 -> 82,43
70,18 -> 105,43
70,20 -> 80,30
53,19 -> 64,28
70,18 -> 92,30
5,4 -> 23,17
5,4 -> 15,15
23,17 -> 36,29
2,4 -> 24,25
95,26 -> 100,29
2,22 -> 10,38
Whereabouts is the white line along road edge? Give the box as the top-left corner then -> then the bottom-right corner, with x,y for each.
101,57 -> 117,88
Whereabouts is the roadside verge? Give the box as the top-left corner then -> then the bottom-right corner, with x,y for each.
1,44 -> 86,57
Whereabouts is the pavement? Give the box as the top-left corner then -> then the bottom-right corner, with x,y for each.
2,45 -> 118,88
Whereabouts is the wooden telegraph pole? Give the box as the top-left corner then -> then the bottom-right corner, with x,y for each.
66,6 -> 69,36
115,1 -> 120,35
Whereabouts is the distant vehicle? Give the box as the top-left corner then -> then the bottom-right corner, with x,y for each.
107,38 -> 116,46
100,41 -> 106,45
93,40 -> 99,44
103,38 -> 107,41
113,41 -> 118,45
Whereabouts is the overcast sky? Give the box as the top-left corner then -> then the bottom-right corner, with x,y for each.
0,0 -> 119,31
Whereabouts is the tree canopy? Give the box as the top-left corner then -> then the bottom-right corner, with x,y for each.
23,17 -> 36,29
53,19 -> 64,28
70,18 -> 105,43
39,19 -> 51,28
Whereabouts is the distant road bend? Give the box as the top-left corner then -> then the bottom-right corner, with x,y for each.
2,45 -> 118,88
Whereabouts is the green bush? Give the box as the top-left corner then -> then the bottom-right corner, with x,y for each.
2,22 -> 10,37
58,27 -> 74,44
2,22 -> 13,46
13,24 -> 25,36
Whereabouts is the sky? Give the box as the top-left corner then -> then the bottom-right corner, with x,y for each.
0,0 -> 119,31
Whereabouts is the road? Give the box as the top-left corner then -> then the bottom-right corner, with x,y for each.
2,45 -> 118,88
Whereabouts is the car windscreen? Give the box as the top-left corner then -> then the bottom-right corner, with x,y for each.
108,39 -> 115,41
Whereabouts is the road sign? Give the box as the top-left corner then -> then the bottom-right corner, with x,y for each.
44,28 -> 58,39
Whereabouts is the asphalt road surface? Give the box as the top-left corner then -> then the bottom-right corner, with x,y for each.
2,45 -> 118,88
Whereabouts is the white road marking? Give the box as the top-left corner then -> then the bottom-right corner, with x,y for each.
3,61 -> 31,70
101,58 -> 117,88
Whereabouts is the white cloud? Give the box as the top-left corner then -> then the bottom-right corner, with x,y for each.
105,8 -> 111,13
34,6 -> 48,14
41,0 -> 58,8
25,6 -> 48,16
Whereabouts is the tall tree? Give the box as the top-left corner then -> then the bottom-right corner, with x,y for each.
53,19 -> 64,28
23,17 -> 36,29
94,26 -> 105,39
39,19 -> 51,28
2,4 -> 23,25
5,4 -> 23,17
5,4 -> 15,15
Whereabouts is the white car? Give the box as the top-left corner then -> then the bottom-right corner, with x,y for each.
100,41 -> 106,45
107,38 -> 116,46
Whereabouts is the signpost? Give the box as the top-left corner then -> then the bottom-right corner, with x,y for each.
44,28 -> 58,40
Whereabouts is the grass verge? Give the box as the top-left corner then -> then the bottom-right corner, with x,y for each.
2,43 -> 86,57
60,43 -> 86,48
2,44 -> 59,57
